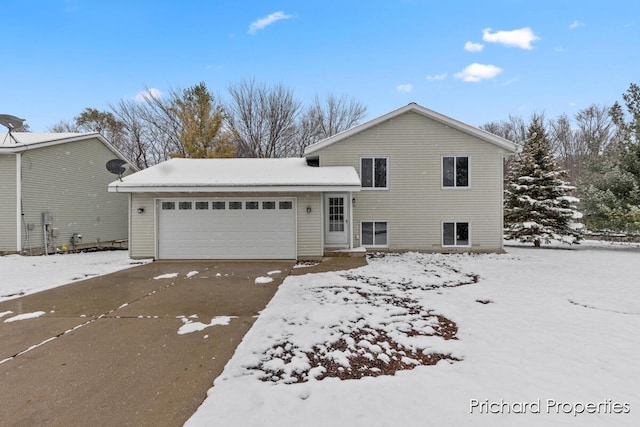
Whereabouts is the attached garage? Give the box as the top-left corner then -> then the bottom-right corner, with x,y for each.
108,158 -> 361,260
157,198 -> 296,259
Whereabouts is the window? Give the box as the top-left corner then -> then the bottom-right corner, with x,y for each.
212,201 -> 225,210
328,197 -> 345,232
279,201 -> 293,210
361,157 -> 388,189
229,201 -> 242,210
442,222 -> 469,246
361,221 -> 388,246
195,201 -> 209,210
262,201 -> 276,210
161,201 -> 175,210
245,201 -> 259,210
179,201 -> 192,210
442,156 -> 469,188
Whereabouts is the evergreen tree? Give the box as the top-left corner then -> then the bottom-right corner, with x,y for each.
580,83 -> 640,232
172,82 -> 236,159
504,115 -> 583,246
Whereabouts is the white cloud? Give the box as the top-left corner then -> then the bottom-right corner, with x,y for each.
396,84 -> 414,93
134,88 -> 163,103
464,41 -> 484,52
455,63 -> 503,83
482,27 -> 540,50
426,73 -> 447,81
569,20 -> 584,30
248,11 -> 293,34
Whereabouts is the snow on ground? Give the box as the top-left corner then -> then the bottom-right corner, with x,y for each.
186,241 -> 640,427
3,311 -> 46,322
178,316 -> 238,335
0,250 -> 151,302
255,276 -> 274,285
154,272 -> 179,280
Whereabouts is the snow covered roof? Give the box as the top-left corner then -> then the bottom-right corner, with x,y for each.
0,132 -> 136,170
0,132 -> 95,148
108,158 -> 362,193
304,102 -> 518,155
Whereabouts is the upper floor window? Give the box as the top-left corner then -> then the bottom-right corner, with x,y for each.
442,156 -> 469,188
361,157 -> 388,189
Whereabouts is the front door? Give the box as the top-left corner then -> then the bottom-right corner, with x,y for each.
325,194 -> 348,246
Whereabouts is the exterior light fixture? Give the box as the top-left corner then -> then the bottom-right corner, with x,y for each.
306,206 -> 312,214
137,207 -> 145,214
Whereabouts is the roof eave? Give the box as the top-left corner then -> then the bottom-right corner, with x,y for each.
108,184 -> 362,193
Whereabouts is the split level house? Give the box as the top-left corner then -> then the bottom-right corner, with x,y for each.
109,103 -> 518,260
0,132 -> 134,254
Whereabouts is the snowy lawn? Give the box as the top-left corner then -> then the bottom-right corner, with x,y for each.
186,241 -> 640,427
0,250 -> 150,302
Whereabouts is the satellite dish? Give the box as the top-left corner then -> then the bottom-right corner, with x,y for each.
106,159 -> 128,181
0,114 -> 26,144
0,114 -> 25,131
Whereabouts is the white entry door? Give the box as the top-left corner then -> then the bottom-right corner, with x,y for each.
324,194 -> 348,246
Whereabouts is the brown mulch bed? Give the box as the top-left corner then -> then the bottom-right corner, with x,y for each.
253,313 -> 460,384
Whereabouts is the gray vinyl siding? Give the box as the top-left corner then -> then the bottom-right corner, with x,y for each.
0,154 -> 17,251
316,111 -> 507,251
19,138 -> 129,251
130,192 -> 322,259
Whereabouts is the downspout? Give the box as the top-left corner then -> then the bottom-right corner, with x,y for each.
348,191 -> 354,250
128,193 -> 132,258
15,153 -> 21,252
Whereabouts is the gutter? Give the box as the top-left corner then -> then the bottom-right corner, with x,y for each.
108,184 -> 363,193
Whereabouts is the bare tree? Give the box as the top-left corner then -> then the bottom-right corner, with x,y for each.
548,113 -> 578,180
49,119 -> 78,133
225,79 -> 301,158
110,98 -> 156,169
547,104 -> 614,184
481,114 -> 528,146
482,114 -> 528,175
575,104 -> 614,158
296,93 -> 367,155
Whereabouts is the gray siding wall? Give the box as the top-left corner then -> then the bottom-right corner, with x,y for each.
0,154 -> 17,251
130,192 -> 322,259
316,111 -> 507,251
20,138 -> 129,251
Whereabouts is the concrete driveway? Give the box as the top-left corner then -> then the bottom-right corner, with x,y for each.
0,260 -> 295,427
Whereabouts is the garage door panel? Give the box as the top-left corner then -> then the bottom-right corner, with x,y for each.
158,198 -> 296,259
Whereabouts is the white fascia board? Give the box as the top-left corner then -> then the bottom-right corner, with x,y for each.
109,185 -> 362,193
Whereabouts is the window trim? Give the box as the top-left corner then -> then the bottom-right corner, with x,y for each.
441,221 -> 471,247
360,220 -> 389,248
441,155 -> 471,189
360,156 -> 389,190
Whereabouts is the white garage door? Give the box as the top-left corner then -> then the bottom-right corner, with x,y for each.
157,198 -> 296,259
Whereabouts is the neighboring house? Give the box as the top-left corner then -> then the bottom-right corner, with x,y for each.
109,103 -> 517,260
0,132 -> 134,254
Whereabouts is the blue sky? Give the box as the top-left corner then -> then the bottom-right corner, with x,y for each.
3,0 -> 639,132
